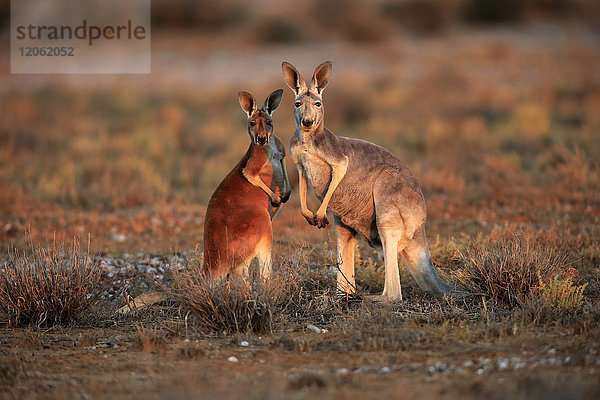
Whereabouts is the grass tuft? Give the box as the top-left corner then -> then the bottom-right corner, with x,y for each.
0,237 -> 102,327
169,253 -> 348,334
452,236 -> 573,307
539,272 -> 587,312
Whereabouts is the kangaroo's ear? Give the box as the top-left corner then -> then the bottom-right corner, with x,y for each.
309,61 -> 332,95
282,62 -> 307,96
262,89 -> 283,115
238,91 -> 257,116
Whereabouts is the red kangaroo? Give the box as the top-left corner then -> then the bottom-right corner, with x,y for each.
203,89 -> 291,279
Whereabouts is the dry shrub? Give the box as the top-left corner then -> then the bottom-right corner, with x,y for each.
548,147 -> 598,193
170,253 -> 347,333
512,266 -> 589,326
171,273 -> 286,334
452,235 -> 570,307
480,154 -> 526,200
419,167 -> 466,194
0,237 -> 102,327
539,272 -> 587,312
512,102 -> 551,140
135,324 -> 168,353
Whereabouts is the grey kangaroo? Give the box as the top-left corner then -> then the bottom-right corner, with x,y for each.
282,61 -> 456,300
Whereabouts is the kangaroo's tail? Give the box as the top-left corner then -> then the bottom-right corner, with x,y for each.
400,229 -> 465,297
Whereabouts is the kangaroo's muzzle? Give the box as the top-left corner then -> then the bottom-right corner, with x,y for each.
302,118 -> 313,128
255,133 -> 268,145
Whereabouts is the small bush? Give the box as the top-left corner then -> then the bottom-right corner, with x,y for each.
0,238 -> 102,327
170,259 -> 298,333
452,236 -> 570,307
170,254 -> 347,334
539,272 -> 587,312
135,324 -> 168,353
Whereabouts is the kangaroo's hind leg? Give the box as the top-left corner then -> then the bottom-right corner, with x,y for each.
255,233 -> 273,280
334,215 -> 357,294
379,227 -> 403,301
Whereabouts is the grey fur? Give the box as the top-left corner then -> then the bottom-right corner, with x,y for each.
282,61 -> 457,300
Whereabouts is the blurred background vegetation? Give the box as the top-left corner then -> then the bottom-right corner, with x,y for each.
0,0 -> 598,241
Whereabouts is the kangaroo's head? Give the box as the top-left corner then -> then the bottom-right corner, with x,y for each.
282,61 -> 332,133
238,89 -> 283,146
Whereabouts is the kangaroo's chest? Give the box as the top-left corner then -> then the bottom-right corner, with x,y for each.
291,141 -> 331,198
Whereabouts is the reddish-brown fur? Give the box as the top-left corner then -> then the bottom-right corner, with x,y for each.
203,90 -> 289,278
204,145 -> 273,276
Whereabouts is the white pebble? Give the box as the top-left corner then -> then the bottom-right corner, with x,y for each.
228,356 -> 239,363
240,341 -> 249,347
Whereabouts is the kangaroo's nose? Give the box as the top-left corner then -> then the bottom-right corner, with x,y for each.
302,118 -> 313,128
256,134 -> 268,145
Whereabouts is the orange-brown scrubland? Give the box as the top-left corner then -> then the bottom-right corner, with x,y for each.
1,1 -> 599,398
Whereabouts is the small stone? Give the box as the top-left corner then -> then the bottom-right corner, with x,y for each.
240,341 -> 249,347
381,366 -> 390,373
497,359 -> 508,369
228,356 -> 239,363
336,368 -> 349,375
306,324 -> 322,334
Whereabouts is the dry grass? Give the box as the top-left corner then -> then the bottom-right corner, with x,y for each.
451,234 -> 589,310
135,324 -> 168,353
169,254 -> 347,334
0,237 -> 102,327
539,272 -> 587,312
451,237 -> 556,306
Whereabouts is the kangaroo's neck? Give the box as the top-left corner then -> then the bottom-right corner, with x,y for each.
297,123 -> 330,144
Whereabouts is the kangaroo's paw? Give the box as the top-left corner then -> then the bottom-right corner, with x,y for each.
281,192 -> 291,203
270,195 -> 282,207
303,212 -> 318,226
316,215 -> 329,228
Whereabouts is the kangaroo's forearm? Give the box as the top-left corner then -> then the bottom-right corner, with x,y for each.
242,168 -> 279,201
315,156 -> 348,217
296,164 -> 311,215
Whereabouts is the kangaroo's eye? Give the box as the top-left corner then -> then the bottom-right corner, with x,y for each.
315,101 -> 321,107
294,102 -> 301,108
266,120 -> 272,126
249,121 -> 256,127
